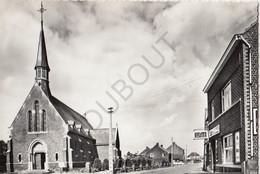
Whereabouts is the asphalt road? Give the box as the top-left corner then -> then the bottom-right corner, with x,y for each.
136,162 -> 203,174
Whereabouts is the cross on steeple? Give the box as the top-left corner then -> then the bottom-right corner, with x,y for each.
37,1 -> 46,21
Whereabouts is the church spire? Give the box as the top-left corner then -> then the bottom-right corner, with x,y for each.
35,2 -> 49,71
35,2 -> 51,96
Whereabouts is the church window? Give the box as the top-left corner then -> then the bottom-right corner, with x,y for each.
28,110 -> 32,132
37,69 -> 42,78
41,110 -> 46,131
18,154 -> 22,163
55,153 -> 58,161
34,101 -> 39,132
42,69 -> 47,79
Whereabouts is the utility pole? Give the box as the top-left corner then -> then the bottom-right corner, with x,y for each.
108,107 -> 114,174
186,144 -> 187,162
171,137 -> 173,167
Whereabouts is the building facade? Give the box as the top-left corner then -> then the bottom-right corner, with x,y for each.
141,143 -> 169,165
6,4 -> 120,173
203,22 -> 258,173
166,142 -> 185,162
91,128 -> 121,162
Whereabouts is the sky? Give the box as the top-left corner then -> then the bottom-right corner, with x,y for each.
0,0 -> 258,156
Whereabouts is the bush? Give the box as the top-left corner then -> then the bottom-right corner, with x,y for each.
103,159 -> 109,170
93,158 -> 102,171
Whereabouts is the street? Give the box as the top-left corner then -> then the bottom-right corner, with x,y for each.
131,162 -> 204,174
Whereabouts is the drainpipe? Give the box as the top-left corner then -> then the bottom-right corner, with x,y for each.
240,36 -> 253,158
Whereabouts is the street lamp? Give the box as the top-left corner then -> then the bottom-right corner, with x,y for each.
171,137 -> 173,167
108,107 -> 114,174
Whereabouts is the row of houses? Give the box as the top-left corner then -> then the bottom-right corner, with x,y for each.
139,142 -> 185,164
202,21 -> 258,173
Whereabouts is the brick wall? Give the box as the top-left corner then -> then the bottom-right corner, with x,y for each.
10,85 -> 67,171
69,132 -> 97,168
242,22 -> 258,160
208,44 -> 243,123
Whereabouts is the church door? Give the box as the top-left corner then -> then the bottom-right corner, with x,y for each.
34,153 -> 45,169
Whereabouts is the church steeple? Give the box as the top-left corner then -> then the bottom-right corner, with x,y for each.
35,2 -> 51,96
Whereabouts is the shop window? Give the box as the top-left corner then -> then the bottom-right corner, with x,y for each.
211,100 -> 215,120
223,134 -> 233,164
222,82 -> 231,112
235,131 -> 240,163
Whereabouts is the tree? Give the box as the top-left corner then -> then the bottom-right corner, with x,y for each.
103,159 -> 109,170
93,158 -> 102,171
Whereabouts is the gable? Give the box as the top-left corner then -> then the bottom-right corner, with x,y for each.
10,84 -> 65,129
90,128 -> 117,145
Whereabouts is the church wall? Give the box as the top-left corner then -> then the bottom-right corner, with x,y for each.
10,86 -> 68,171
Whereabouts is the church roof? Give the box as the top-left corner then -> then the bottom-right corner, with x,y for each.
50,95 -> 93,130
90,128 -> 117,145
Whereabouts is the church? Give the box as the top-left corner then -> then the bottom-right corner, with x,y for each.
6,3 -> 121,172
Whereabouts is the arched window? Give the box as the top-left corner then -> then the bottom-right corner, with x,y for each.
34,101 -> 39,132
41,110 -> 46,131
55,153 -> 58,161
28,110 -> 32,132
18,154 -> 22,163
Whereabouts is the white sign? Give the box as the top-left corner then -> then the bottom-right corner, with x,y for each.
235,131 -> 240,163
209,125 -> 220,138
193,129 -> 208,140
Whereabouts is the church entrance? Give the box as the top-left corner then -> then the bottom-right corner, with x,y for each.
28,140 -> 48,170
34,152 -> 45,169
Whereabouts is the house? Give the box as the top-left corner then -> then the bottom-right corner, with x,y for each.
140,143 -> 169,165
203,22 -> 258,173
187,152 -> 200,162
6,3 -> 120,173
90,127 -> 121,162
139,147 -> 150,156
166,142 -> 185,162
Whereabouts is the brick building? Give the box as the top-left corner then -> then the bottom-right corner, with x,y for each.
140,143 -> 169,165
90,128 -> 121,162
166,142 -> 185,162
6,4 -> 120,173
203,22 -> 258,173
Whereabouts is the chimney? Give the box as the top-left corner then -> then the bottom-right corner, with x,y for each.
161,145 -> 163,148
156,143 -> 159,146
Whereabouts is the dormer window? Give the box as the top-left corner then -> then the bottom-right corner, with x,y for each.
68,120 -> 75,128
76,124 -> 82,132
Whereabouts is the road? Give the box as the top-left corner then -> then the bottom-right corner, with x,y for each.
135,162 -> 204,174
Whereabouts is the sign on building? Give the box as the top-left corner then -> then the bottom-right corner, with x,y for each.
209,125 -> 220,138
193,129 -> 208,140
